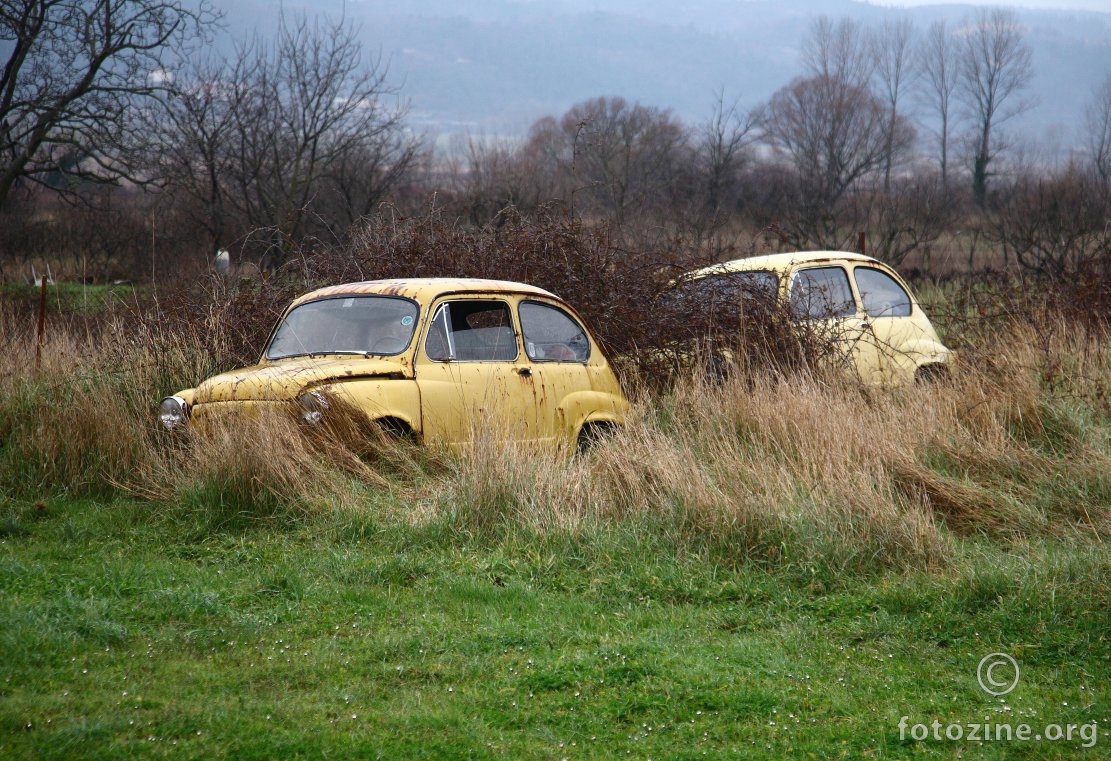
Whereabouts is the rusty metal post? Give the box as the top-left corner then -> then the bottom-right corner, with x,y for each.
35,274 -> 47,372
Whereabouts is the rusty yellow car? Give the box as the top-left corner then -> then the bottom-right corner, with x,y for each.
675,252 -> 952,384
159,278 -> 628,448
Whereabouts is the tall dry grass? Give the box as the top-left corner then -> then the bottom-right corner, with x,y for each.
1,286 -> 1107,571
432,317 -> 1110,571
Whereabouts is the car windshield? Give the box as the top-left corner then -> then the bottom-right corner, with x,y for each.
266,295 -> 420,359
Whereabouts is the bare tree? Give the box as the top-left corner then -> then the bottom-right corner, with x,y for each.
147,53 -> 248,256
1086,72 -> 1111,193
557,96 -> 689,226
687,90 -> 759,244
213,10 -> 418,263
0,0 -> 216,210
956,8 -> 1034,207
989,166 -> 1110,278
869,17 -> 917,192
442,133 -> 546,226
761,14 -> 917,249
518,115 -> 574,205
801,16 -> 874,90
915,20 -> 960,187
863,173 -> 956,266
762,74 -> 915,246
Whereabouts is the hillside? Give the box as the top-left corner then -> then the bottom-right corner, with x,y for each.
211,0 -> 1111,151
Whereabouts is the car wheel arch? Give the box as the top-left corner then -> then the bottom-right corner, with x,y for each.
374,415 -> 419,439
915,363 -> 950,384
575,419 -> 619,452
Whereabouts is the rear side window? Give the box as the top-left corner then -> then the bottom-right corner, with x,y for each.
425,300 -> 518,361
519,301 -> 590,362
668,270 -> 779,314
854,267 -> 912,317
790,267 -> 856,319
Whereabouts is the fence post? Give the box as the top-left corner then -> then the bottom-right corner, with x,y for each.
35,275 -> 47,372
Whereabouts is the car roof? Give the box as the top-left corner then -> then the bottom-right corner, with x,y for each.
684,251 -> 885,279
288,278 -> 560,308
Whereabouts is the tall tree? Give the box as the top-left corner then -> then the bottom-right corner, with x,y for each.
558,96 -> 688,226
686,90 -> 759,246
916,20 -> 960,187
0,0 -> 216,210
801,16 -> 874,91
763,74 -> 914,244
956,8 -> 1034,207
153,9 -> 419,263
869,17 -> 917,192
1086,72 -> 1111,193
231,11 -> 416,253
149,53 -> 247,256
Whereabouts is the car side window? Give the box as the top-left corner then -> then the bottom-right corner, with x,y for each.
789,266 -> 857,319
425,300 -> 518,362
854,267 -> 913,317
519,301 -> 590,362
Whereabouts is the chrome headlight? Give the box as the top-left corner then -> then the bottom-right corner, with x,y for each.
297,390 -> 330,424
159,396 -> 189,430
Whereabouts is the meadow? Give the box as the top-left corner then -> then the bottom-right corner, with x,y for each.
0,269 -> 1109,759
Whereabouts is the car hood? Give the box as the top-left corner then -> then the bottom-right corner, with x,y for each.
193,357 -> 411,403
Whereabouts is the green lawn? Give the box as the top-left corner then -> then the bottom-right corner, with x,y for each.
1,498 -> 1107,759
1,281 -> 139,315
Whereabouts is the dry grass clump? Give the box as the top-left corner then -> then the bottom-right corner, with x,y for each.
135,411 -> 374,531
427,372 -> 948,569
0,320 -> 159,498
427,327 -> 1109,571
0,309 -> 410,519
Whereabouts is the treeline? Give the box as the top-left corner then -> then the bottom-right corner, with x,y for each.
1,2 -> 1110,283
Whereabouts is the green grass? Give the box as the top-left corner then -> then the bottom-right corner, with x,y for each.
1,281 -> 139,314
1,497 -> 1108,759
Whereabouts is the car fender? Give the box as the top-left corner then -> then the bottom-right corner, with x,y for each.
882,336 -> 952,381
310,378 -> 422,434
897,337 -> 952,367
555,389 -> 629,440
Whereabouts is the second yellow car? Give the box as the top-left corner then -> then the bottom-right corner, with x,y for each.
675,251 -> 952,384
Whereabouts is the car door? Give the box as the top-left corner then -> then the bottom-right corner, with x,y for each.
850,265 -> 930,383
517,299 -> 597,442
788,265 -> 885,383
414,296 -> 541,445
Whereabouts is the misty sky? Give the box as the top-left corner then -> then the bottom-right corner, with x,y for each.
874,0 -> 1111,10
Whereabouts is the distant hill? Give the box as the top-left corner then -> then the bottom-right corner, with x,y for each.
211,0 -> 1111,153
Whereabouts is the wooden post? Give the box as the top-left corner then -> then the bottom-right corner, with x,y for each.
857,231 -> 866,256
35,275 -> 47,372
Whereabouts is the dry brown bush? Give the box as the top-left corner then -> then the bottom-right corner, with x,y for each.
142,205 -> 832,387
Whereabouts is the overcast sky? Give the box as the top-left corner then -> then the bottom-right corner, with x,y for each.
873,0 -> 1111,10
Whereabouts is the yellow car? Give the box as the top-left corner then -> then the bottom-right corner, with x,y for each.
159,278 -> 628,448
675,252 -> 952,384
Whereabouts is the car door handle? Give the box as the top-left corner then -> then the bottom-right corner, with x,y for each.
859,321 -> 871,329
517,367 -> 532,377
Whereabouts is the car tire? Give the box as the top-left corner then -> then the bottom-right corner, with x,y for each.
915,364 -> 949,384
576,422 -> 616,454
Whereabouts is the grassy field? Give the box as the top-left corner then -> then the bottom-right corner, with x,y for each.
1,278 -> 1109,758
1,281 -> 138,315
2,498 -> 1108,759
